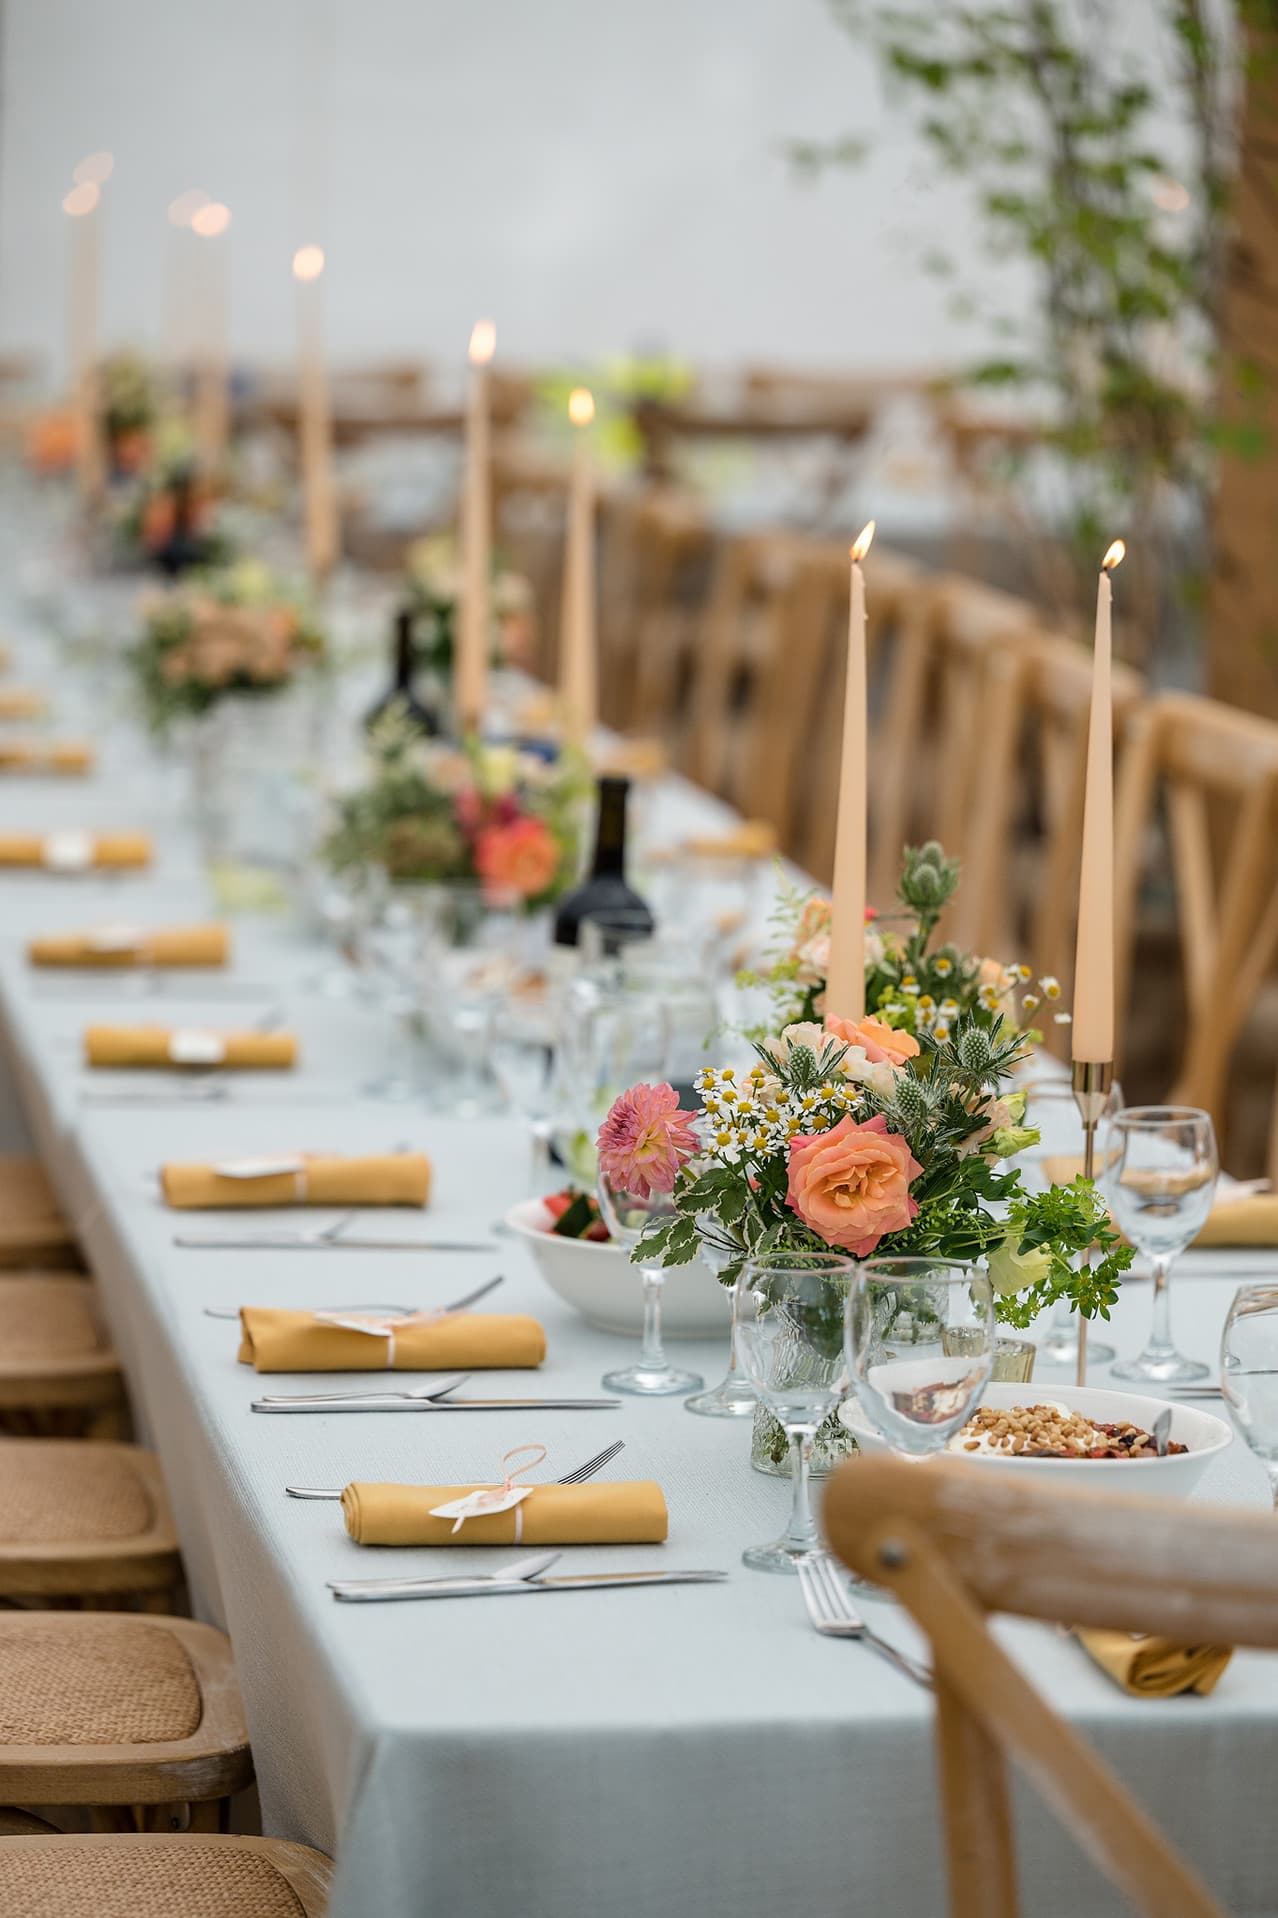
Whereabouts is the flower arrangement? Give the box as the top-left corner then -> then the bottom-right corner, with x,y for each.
100,351 -> 159,474
130,559 -> 325,734
744,841 -> 1069,1044
112,438 -> 232,576
322,704 -> 589,909
404,536 -> 536,677
600,844 -> 1132,1332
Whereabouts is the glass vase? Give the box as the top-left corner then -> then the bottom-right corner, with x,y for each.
750,1399 -> 857,1478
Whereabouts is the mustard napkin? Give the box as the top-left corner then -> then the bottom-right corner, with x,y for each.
0,741 -> 93,775
1041,1154 -> 1278,1248
84,1026 -> 297,1069
237,1306 -> 544,1372
163,1152 -> 430,1210
0,690 -> 47,720
341,1479 -> 668,1546
683,821 -> 778,860
1076,1628 -> 1232,1697
29,924 -> 229,969
0,832 -> 151,870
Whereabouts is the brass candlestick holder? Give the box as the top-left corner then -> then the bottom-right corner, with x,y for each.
1071,1058 -> 1114,1385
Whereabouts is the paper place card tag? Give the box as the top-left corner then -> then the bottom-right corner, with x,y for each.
167,1027 -> 227,1066
430,1486 -> 534,1535
85,924 -> 144,954
43,830 -> 94,872
213,1155 -> 307,1180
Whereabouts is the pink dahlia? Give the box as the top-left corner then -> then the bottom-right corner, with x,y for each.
596,1082 -> 699,1199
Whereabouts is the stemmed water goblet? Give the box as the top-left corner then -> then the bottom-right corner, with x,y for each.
735,1253 -> 852,1571
596,1170 -> 704,1398
683,1233 -> 756,1418
1220,1285 -> 1278,1508
845,1256 -> 996,1458
1106,1106 -> 1218,1383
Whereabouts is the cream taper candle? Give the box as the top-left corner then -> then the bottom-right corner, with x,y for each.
1072,540 -> 1125,1063
824,519 -> 876,1022
63,179 -> 104,504
456,319 -> 496,735
292,244 -> 338,584
191,200 -> 232,473
559,386 -> 597,748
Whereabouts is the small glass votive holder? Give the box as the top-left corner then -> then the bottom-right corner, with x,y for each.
942,1327 -> 1036,1384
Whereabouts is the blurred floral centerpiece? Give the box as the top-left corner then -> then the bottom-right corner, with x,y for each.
323,704 -> 588,910
99,350 -> 160,476
130,559 -> 326,735
110,423 -> 232,577
404,535 -> 536,678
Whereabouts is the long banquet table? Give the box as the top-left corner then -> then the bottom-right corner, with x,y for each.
0,572 -> 1276,1917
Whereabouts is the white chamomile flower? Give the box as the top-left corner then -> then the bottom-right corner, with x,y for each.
1038,976 -> 1062,1000
933,956 -> 953,978
1021,993 -> 1040,1015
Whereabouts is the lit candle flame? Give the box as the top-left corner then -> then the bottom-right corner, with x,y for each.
292,244 -> 325,283
469,319 -> 496,366
568,387 -> 594,427
73,151 -> 114,187
850,519 -> 877,564
191,201 -> 231,239
1102,540 -> 1126,572
61,182 -> 99,219
168,189 -> 210,229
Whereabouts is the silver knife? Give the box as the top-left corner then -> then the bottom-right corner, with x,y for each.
175,1234 -> 493,1252
253,1395 -> 622,1413
329,1569 -> 727,1602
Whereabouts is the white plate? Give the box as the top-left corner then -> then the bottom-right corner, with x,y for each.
504,1197 -> 730,1338
839,1378 -> 1232,1496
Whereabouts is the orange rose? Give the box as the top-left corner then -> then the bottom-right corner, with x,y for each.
474,816 -> 560,900
786,1112 -> 922,1257
824,1013 -> 920,1069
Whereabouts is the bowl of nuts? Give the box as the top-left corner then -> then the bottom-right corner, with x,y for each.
840,1380 -> 1232,1495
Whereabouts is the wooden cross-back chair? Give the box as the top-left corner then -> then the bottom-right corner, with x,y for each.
1113,689 -> 1278,1169
825,1454 -> 1278,1918
950,627 -> 1143,1001
764,540 -> 928,888
596,486 -> 713,735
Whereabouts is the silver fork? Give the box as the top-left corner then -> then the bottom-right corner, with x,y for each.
203,1275 -> 505,1322
286,1437 -> 627,1500
796,1555 -> 933,1689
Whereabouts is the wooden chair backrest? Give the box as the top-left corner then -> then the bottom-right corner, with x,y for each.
596,486 -> 713,734
951,625 -> 1143,997
1113,690 -> 1278,1154
763,541 -> 928,886
825,1453 -> 1278,1918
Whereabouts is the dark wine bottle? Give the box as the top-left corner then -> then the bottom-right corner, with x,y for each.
364,606 -> 440,736
154,467 -> 205,579
553,774 -> 655,949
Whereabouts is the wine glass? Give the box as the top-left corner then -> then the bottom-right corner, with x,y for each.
1020,1075 -> 1120,1368
735,1253 -> 852,1572
596,1171 -> 704,1398
1220,1285 -> 1278,1508
845,1257 -> 996,1456
684,1232 -> 756,1419
1107,1106 -> 1218,1383
490,1016 -> 559,1191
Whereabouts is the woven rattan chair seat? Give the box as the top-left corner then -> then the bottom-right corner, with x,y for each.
0,1618 -> 201,1744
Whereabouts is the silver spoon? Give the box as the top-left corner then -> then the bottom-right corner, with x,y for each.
258,1371 -> 470,1408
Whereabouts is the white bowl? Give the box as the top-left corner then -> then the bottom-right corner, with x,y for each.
839,1379 -> 1232,1496
504,1198 -> 730,1339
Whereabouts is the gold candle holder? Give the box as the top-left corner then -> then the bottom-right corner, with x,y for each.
1071,1059 -> 1113,1385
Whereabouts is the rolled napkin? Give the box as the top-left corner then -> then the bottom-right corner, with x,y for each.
1076,1627 -> 1232,1697
342,1478 -> 667,1547
163,1151 -> 430,1210
84,1025 -> 296,1069
237,1306 -> 544,1372
0,689 -> 47,719
29,923 -> 229,969
683,820 -> 778,860
0,832 -> 151,871
0,741 -> 94,774
1041,1154 -> 1278,1248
